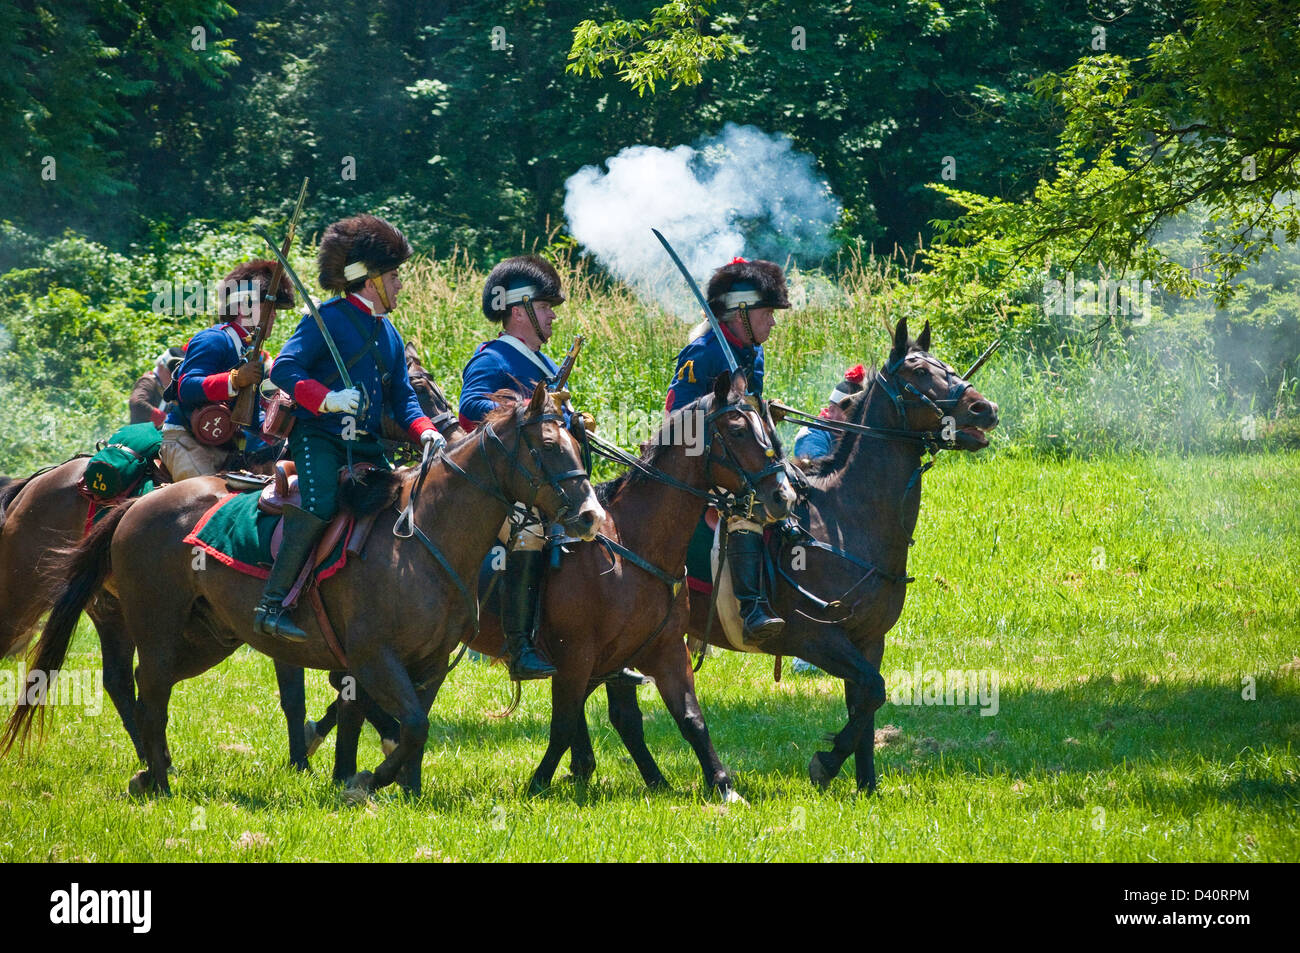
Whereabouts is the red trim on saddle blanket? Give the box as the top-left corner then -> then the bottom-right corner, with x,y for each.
181,492 -> 354,582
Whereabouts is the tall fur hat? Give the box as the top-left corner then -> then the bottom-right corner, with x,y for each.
706,257 -> 790,317
219,259 -> 295,315
481,255 -> 565,322
317,214 -> 413,293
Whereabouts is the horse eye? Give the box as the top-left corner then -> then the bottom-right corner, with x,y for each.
727,423 -> 746,437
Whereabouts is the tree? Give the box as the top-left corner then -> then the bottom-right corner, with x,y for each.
924,0 -> 1300,310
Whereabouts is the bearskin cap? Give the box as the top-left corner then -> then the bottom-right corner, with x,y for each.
481,255 -> 565,322
706,257 -> 790,317
220,259 -> 295,315
317,214 -> 413,292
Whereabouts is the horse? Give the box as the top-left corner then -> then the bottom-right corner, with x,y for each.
0,343 -> 456,769
2,383 -> 603,798
595,318 -> 999,793
460,369 -> 796,799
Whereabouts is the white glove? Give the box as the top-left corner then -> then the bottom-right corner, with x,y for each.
421,429 -> 446,454
320,388 -> 361,414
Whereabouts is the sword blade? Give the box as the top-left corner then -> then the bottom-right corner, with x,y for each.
651,228 -> 738,374
254,226 -> 353,391
962,338 -> 1002,380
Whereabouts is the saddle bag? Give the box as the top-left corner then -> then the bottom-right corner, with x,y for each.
79,422 -> 164,501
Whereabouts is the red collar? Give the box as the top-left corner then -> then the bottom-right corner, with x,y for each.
346,293 -> 384,319
222,322 -> 252,343
718,321 -> 749,348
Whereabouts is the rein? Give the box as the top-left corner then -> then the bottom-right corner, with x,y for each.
390,409 -> 587,673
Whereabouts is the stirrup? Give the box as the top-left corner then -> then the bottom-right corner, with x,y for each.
254,601 -> 309,643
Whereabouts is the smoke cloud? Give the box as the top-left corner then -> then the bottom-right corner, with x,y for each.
564,123 -> 841,319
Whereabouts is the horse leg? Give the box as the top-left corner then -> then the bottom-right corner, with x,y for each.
396,673 -> 445,795
91,605 -> 144,763
604,679 -> 669,790
131,666 -> 174,797
347,653 -> 428,796
639,638 -> 735,799
792,630 -> 887,792
529,663 -> 592,796
852,640 -> 887,792
274,662 -> 309,770
566,682 -> 601,783
332,690 -> 365,784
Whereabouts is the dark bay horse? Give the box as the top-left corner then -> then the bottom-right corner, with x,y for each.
467,369 -> 797,799
3,384 -> 604,798
601,318 -> 999,793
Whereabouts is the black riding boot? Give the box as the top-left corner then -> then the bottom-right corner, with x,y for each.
501,549 -> 557,680
729,528 -> 784,644
253,505 -> 328,643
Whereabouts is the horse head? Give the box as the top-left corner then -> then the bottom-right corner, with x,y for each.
702,370 -> 797,519
501,382 -> 605,541
877,318 -> 999,451
405,342 -> 465,442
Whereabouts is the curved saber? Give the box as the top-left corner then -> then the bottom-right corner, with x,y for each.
253,226 -> 353,391
651,228 -> 738,374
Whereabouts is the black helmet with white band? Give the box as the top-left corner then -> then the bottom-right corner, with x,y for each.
482,255 -> 565,338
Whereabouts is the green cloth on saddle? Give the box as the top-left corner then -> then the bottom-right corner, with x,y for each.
183,490 -> 349,581
686,515 -> 715,585
82,422 -> 163,503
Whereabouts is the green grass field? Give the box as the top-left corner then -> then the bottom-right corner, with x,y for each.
1,451 -> 1296,862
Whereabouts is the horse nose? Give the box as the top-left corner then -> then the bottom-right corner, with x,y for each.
575,497 -> 606,541
971,398 -> 999,428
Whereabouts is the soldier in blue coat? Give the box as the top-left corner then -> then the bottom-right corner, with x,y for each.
458,255 -> 567,679
255,214 -> 438,642
667,257 -> 790,644
159,261 -> 292,480
792,364 -> 866,460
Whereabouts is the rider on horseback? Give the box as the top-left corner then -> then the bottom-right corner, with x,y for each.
666,257 -> 790,644
457,255 -> 567,680
159,261 -> 292,481
253,214 -> 440,643
792,364 -> 866,460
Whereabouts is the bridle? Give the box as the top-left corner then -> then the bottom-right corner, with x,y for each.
701,394 -> 788,517
874,351 -> 973,448
389,404 -> 591,674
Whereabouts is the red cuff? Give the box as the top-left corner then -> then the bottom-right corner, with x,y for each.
294,380 -> 331,414
407,417 -> 435,442
201,372 -> 233,402
150,407 -> 165,427
664,391 -> 676,413
458,413 -> 478,433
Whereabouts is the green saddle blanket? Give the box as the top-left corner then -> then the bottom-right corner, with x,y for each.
183,491 -> 349,581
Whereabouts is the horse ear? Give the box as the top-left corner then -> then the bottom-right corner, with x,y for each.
712,371 -> 731,405
729,369 -> 749,402
917,321 -> 931,353
891,318 -> 909,361
528,380 -> 547,417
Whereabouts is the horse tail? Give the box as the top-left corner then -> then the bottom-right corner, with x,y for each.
1,497 -> 139,756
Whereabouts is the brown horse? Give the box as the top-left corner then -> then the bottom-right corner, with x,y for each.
598,318 -> 999,793
463,369 -> 796,799
3,384 -> 603,798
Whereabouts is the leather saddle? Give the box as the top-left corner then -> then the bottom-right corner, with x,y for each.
255,460 -> 382,578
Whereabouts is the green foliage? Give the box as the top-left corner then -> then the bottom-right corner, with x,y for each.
568,1 -> 747,95
921,0 -> 1300,311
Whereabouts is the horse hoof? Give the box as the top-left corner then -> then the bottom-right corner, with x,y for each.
304,721 -> 323,758
526,779 -> 548,798
127,770 -> 152,798
381,739 -> 398,757
342,771 -> 374,804
809,752 -> 835,790
720,786 -> 749,806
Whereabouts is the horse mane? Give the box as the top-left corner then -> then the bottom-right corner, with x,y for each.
799,368 -> 878,478
596,399 -> 709,506
0,476 -> 30,522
